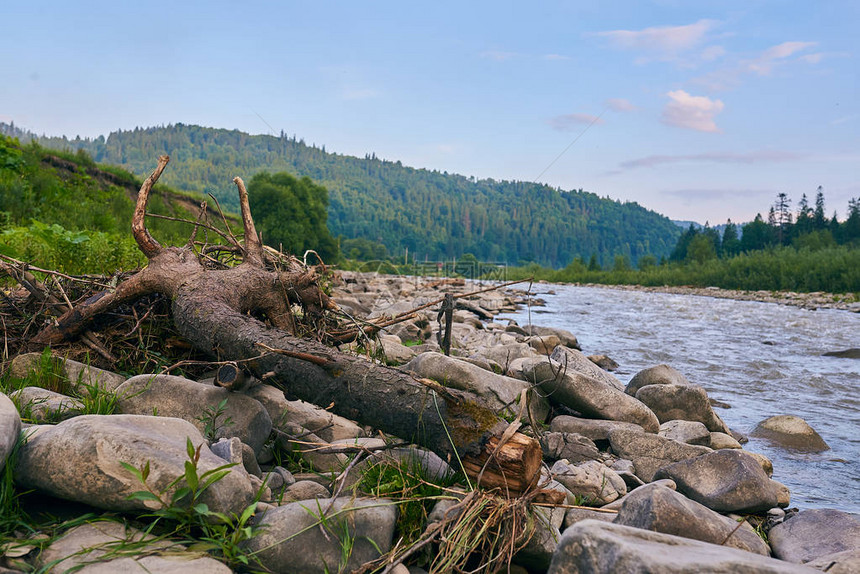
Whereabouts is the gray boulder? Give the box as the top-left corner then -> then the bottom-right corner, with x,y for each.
0,393 -> 22,472
654,449 -> 780,513
523,325 -> 581,350
625,364 -> 691,396
588,354 -> 619,371
524,359 -> 659,432
404,352 -> 549,422
550,415 -> 644,442
281,480 -> 331,502
550,346 -> 625,391
806,549 -> 860,574
563,507 -> 615,529
751,415 -> 829,452
10,352 -> 127,392
16,415 -> 255,515
658,420 -> 711,446
116,374 -> 272,453
635,384 -> 731,433
11,387 -> 83,423
608,429 -> 712,482
613,483 -> 770,555
710,431 -> 742,449
548,520 -> 819,573
244,497 -> 397,574
540,432 -> 601,464
477,342 -> 541,368
34,520 -> 231,573
769,509 -> 860,564
243,383 -> 364,443
527,334 -> 562,355
551,460 -> 627,505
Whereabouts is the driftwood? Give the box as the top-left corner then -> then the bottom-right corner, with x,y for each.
33,156 -> 542,493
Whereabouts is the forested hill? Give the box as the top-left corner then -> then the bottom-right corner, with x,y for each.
1,122 -> 681,266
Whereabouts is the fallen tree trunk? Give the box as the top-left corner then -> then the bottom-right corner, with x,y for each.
34,156 -> 541,492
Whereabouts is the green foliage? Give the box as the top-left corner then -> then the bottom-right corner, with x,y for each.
248,171 -> 339,262
2,123 -> 682,267
121,438 -> 264,570
0,349 -> 121,424
195,398 -> 234,442
358,457 -> 459,551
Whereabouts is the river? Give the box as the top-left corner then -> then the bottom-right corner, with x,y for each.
499,284 -> 860,514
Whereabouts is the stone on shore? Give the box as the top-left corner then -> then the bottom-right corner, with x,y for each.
404,352 -> 549,422
0,393 -> 22,473
608,429 -> 712,482
524,359 -> 659,432
768,509 -> 860,564
11,387 -> 83,423
522,325 -> 580,350
10,352 -> 127,392
588,354 -> 619,371
550,460 -> 627,505
34,520 -> 231,573
635,384 -> 731,434
540,432 -> 601,464
15,415 -> 255,515
116,374 -> 272,453
658,420 -> 711,446
710,431 -> 742,449
751,415 -> 829,452
548,520 -> 819,574
654,449 -> 779,513
243,383 -> 365,443
624,364 -> 691,396
613,483 -> 770,555
244,497 -> 397,574
805,549 -> 860,574
550,346 -> 625,391
550,415 -> 644,443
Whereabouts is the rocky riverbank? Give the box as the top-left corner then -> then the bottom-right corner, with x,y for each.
567,282 -> 860,312
0,271 -> 857,573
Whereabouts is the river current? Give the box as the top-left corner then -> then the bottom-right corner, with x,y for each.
499,284 -> 860,513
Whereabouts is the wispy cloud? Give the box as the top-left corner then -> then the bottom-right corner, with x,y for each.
695,41 -> 819,90
548,113 -> 605,131
606,98 -> 636,112
480,50 -> 519,62
744,41 -> 817,75
595,19 -> 716,57
831,114 -> 859,126
619,150 -> 805,170
661,90 -> 724,132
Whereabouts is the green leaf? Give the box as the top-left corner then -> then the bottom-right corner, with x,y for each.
119,461 -> 145,484
171,486 -> 192,504
199,469 -> 231,490
186,437 -> 195,460
184,460 -> 199,491
239,502 -> 258,526
127,491 -> 162,503
192,503 -> 211,516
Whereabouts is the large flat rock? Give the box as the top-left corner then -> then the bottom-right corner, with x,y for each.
769,509 -> 860,564
548,520 -> 819,573
608,428 -> 712,482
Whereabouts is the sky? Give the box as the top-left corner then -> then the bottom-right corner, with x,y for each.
1,0 -> 857,224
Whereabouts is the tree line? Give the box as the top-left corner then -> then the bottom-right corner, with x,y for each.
0,122 -> 681,267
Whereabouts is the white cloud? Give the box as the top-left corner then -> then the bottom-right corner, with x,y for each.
800,53 -> 824,64
595,19 -> 716,56
744,41 -> 817,75
605,98 -> 636,112
619,150 -> 805,170
548,113 -> 605,131
661,90 -> 724,132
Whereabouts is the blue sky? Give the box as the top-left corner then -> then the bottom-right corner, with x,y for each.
1,0 -> 857,223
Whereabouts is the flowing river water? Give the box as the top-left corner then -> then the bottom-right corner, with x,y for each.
499,284 -> 860,514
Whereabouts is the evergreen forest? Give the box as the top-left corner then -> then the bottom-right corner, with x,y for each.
0,122 -> 681,267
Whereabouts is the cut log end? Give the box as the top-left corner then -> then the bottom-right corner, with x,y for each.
461,432 -> 543,496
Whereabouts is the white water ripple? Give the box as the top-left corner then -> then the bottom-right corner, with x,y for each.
501,284 -> 860,513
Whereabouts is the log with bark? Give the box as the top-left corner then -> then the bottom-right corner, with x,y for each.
33,156 -> 542,494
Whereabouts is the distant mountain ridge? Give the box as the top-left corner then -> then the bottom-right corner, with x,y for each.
1,121 -> 681,266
